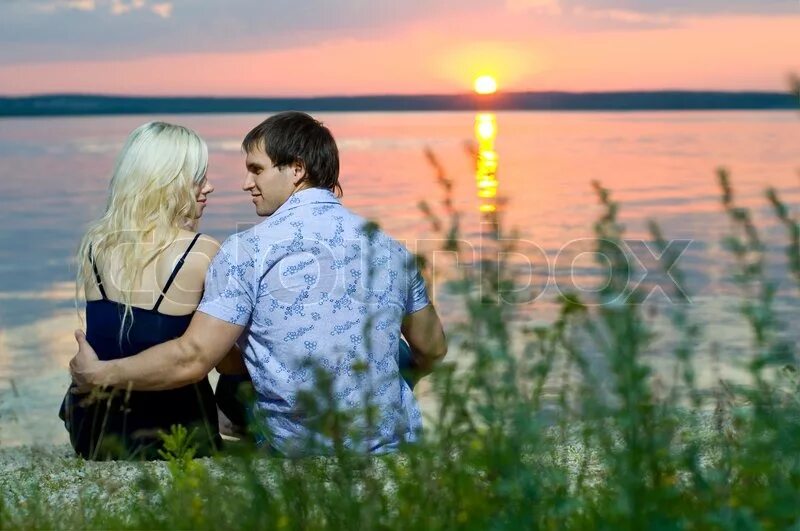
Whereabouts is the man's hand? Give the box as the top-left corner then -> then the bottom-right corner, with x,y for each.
69,329 -> 103,393
66,312 -> 245,392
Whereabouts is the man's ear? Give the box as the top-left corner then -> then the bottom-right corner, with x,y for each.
292,159 -> 307,186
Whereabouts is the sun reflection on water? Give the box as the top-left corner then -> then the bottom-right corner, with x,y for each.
474,112 -> 499,220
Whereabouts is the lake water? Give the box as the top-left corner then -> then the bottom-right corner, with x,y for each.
1,111 -> 798,446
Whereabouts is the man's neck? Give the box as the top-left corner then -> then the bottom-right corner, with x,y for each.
292,182 -> 314,194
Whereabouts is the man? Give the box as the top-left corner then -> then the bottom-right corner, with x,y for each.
70,111 -> 447,455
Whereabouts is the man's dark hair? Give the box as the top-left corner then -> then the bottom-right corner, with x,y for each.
242,111 -> 341,196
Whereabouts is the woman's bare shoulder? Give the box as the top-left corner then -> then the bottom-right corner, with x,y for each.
174,231 -> 221,280
176,230 -> 221,258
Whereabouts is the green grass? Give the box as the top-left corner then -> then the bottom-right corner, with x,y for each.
3,139 -> 800,531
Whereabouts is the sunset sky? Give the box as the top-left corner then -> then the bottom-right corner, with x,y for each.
1,0 -> 798,96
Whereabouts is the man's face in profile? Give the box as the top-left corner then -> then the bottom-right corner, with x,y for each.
242,146 -> 301,217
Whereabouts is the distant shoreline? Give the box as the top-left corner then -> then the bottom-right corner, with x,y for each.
1,91 -> 797,117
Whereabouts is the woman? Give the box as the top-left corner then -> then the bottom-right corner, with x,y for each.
59,121 -> 226,460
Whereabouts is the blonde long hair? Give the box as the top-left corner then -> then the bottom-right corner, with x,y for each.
76,121 -> 208,335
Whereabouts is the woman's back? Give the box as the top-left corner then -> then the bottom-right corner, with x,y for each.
60,231 -> 223,460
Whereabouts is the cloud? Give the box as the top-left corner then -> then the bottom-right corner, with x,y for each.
504,0 -> 797,28
34,0 -> 174,17
66,0 -> 96,10
511,0 -> 798,16
149,2 -> 172,18
104,0 -> 173,18
0,0 -> 796,67
32,0 -> 96,13
506,0 -> 562,15
569,6 -> 674,27
0,0 -> 496,65
584,0 -> 798,15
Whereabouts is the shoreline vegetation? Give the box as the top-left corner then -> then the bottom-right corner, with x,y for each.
0,90 -> 798,117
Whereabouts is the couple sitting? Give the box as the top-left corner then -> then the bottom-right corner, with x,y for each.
62,112 -> 447,460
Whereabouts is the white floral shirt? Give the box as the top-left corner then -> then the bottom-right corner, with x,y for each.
198,188 -> 429,455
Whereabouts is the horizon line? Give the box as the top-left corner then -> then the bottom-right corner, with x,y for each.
2,90 -> 796,117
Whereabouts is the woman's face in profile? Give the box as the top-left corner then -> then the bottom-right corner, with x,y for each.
194,175 -> 214,218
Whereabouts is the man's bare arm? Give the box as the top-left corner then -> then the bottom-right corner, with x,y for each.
71,312 -> 244,391
401,304 -> 447,380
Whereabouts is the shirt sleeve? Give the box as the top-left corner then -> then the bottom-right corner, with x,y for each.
404,255 -> 430,315
197,235 -> 256,326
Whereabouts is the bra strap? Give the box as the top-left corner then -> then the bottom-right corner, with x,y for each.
153,233 -> 202,312
88,244 -> 107,300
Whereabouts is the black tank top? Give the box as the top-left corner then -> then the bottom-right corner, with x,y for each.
59,234 -> 221,460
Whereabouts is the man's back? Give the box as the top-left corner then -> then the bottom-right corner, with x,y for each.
198,188 -> 428,454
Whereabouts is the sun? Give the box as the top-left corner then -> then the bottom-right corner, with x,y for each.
474,75 -> 498,95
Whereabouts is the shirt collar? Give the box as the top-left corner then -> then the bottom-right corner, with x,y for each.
269,187 -> 341,218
